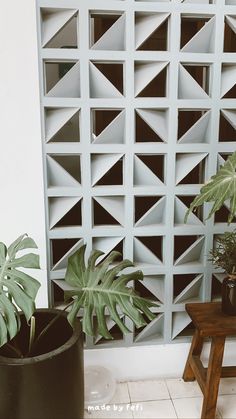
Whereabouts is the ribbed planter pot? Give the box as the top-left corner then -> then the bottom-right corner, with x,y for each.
0,309 -> 84,419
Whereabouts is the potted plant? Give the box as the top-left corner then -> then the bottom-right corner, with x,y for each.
0,234 -> 156,419
209,231 -> 236,315
184,151 -> 236,315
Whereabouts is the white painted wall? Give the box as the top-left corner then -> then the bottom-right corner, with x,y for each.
1,0 -> 235,381
0,1 -> 47,306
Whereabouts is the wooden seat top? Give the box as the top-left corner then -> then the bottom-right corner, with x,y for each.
186,302 -> 236,337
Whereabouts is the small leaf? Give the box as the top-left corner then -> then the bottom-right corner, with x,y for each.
16,237 -> 38,252
8,234 -> 26,258
8,253 -> 40,269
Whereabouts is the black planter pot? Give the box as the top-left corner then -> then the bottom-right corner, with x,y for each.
0,309 -> 84,419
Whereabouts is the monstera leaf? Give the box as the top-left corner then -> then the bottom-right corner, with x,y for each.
185,151 -> 236,224
0,234 -> 40,347
65,245 -> 157,339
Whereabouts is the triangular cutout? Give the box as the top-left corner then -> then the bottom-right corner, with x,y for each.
221,64 -> 236,98
174,275 -> 203,304
135,196 -> 162,223
93,111 -> 125,144
135,113 -> 163,142
49,196 -> 81,228
174,236 -> 204,266
135,62 -> 168,97
92,237 -> 124,263
134,156 -> 164,186
52,155 -> 81,183
135,197 -> 166,226
93,200 -> 120,226
224,16 -> 236,52
89,62 -> 123,98
136,109 -> 168,142
93,196 -> 124,225
219,110 -> 236,142
52,239 -> 83,271
174,197 -> 203,226
178,110 -> 205,140
92,14 -> 125,51
141,275 -> 165,303
46,62 -> 80,98
172,312 -> 191,339
45,107 -> 79,142
91,154 -> 123,186
175,153 -> 207,184
178,111 -> 210,144
47,155 -> 80,187
174,235 -> 199,262
134,237 -> 162,265
135,13 -> 169,50
41,8 -> 78,47
135,314 -> 164,343
178,64 -> 209,99
181,17 -> 215,53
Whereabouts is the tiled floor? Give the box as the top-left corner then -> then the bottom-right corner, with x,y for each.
85,378 -> 236,418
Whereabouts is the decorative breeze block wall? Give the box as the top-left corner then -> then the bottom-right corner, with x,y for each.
36,0 -> 236,348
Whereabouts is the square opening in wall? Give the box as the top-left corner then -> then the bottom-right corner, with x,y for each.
181,64 -> 211,97
47,154 -> 81,188
173,274 -> 203,304
177,109 -> 210,144
224,16 -> 236,52
51,238 -> 81,269
180,15 -> 214,52
91,109 -> 125,144
175,153 -> 207,185
134,154 -> 165,186
174,235 -> 204,265
45,108 -> 80,143
90,62 -> 124,98
90,12 -> 125,50
219,110 -> 236,142
44,61 -> 80,97
41,9 -> 78,49
221,64 -> 236,98
135,196 -> 165,226
93,196 -> 124,226
135,13 -> 169,51
92,237 -> 124,263
134,236 -> 164,265
49,197 -> 82,229
94,319 -> 124,345
91,154 -> 124,186
135,62 -> 168,97
134,313 -> 164,344
175,195 -> 204,224
135,109 -> 168,143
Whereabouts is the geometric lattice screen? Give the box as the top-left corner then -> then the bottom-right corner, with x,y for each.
36,0 -> 236,348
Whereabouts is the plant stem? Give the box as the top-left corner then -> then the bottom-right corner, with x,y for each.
26,300 -> 74,357
5,343 -> 23,358
28,316 -> 35,354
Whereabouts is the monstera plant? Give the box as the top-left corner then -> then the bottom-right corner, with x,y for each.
0,234 -> 157,419
185,151 -> 236,223
0,235 -> 156,352
65,245 -> 156,339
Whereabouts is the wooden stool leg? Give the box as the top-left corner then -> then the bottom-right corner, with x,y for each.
201,336 -> 225,419
183,329 -> 204,381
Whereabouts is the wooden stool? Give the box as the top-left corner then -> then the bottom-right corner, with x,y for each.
183,302 -> 236,419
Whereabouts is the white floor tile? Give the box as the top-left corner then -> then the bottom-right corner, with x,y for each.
172,397 -> 222,419
165,378 -> 202,399
218,395 -> 236,418
128,379 -> 169,402
132,400 -> 177,419
84,403 -> 133,418
219,377 -> 236,395
110,382 -> 130,404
